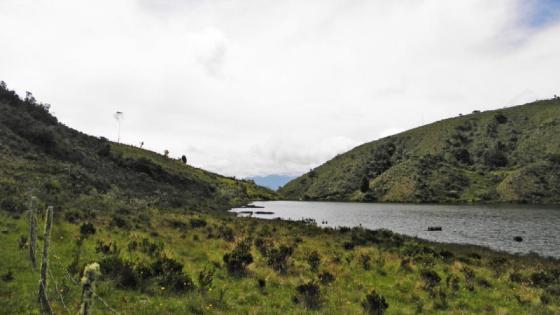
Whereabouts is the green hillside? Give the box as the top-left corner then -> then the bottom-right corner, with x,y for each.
280,99 -> 560,203
0,81 -> 276,216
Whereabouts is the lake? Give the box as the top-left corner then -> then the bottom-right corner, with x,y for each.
231,201 -> 560,258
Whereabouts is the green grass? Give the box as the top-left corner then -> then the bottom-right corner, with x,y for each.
1,209 -> 559,314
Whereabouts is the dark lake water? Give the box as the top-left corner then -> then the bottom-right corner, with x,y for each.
231,201 -> 560,258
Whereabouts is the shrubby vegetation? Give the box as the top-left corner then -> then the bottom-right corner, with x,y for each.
280,97 -> 560,204
2,207 -> 560,314
0,82 -> 276,217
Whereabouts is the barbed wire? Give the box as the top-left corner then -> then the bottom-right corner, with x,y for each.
48,269 -> 72,315
49,247 -> 122,315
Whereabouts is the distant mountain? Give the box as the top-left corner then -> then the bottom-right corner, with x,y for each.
249,175 -> 296,190
279,98 -> 560,204
0,82 -> 276,214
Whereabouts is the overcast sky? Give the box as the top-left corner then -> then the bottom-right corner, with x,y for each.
1,0 -> 559,178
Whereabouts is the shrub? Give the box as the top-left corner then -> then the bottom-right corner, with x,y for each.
152,256 -> 195,293
343,242 -> 355,250
64,210 -> 82,223
360,254 -> 372,271
360,176 -> 370,193
99,255 -> 139,289
477,277 -> 492,288
489,257 -> 508,276
319,271 -> 335,285
494,112 -> 508,124
531,271 -> 557,288
1,271 -> 14,282
294,282 -> 323,309
452,148 -> 471,164
484,149 -> 508,168
111,215 -> 130,229
421,269 -> 441,291
0,197 -> 24,213
97,143 -> 111,157
223,239 -> 253,276
509,271 -> 524,283
79,222 -> 96,239
257,278 -> 266,290
400,258 -> 412,272
362,289 -> 389,315
218,225 -> 235,242
198,267 -> 215,292
27,126 -> 57,152
18,235 -> 27,249
190,218 -> 207,228
439,250 -> 455,261
96,241 -> 119,255
255,237 -> 273,256
307,251 -> 321,272
138,238 -> 164,257
266,244 -> 294,274
462,266 -> 475,282
446,274 -> 460,291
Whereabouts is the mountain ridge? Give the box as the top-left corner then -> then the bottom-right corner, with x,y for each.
279,98 -> 560,204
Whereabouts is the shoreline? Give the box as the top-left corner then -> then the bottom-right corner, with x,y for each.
230,205 -> 560,261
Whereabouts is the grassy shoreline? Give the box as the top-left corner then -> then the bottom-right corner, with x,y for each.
2,207 -> 559,314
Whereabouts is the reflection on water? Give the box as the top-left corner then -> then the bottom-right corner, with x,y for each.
231,201 -> 560,258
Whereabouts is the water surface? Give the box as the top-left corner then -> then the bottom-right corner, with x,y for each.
231,201 -> 560,258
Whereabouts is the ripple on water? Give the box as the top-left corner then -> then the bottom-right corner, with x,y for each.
231,201 -> 560,258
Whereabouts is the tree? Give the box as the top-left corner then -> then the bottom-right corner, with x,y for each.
164,150 -> 169,158
484,148 -> 508,168
25,91 -> 36,104
181,155 -> 187,164
360,176 -> 370,193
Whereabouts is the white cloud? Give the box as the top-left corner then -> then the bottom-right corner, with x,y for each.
1,0 -> 559,177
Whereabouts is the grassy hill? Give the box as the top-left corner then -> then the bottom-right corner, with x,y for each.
280,99 -> 560,203
0,81 -> 276,217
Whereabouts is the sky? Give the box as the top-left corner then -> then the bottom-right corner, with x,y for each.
1,0 -> 560,178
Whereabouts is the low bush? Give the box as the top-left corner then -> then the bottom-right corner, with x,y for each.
531,270 -> 559,288
421,269 -> 441,291
318,271 -> 335,285
360,254 -> 371,271
190,218 -> 207,228
198,267 -> 215,292
218,225 -> 235,242
223,239 -> 253,276
257,278 -> 266,290
152,256 -> 195,293
265,244 -> 294,274
79,222 -> 96,239
294,282 -> 323,309
255,237 -> 273,256
111,214 -> 130,229
307,251 -> 321,272
362,289 -> 389,315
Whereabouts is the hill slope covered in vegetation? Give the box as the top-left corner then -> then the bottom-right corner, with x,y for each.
0,81 -> 276,216
280,99 -> 560,203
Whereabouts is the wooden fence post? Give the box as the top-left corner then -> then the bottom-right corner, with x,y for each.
38,206 -> 53,315
28,197 -> 38,269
